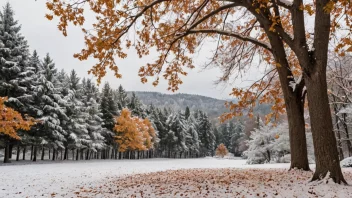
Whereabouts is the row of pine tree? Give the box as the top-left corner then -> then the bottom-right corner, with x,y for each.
0,3 -> 246,163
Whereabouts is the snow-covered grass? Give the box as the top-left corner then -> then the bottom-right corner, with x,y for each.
0,158 -> 350,197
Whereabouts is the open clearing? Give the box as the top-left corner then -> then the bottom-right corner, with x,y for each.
0,158 -> 351,197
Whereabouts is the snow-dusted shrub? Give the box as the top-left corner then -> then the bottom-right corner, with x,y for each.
341,157 -> 352,167
215,143 -> 228,158
244,120 -> 314,164
244,123 -> 275,164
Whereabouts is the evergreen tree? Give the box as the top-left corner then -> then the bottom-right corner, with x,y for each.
64,70 -> 90,158
31,54 -> 68,149
184,106 -> 190,120
231,120 -> 245,156
100,82 -> 117,146
166,111 -> 188,157
197,111 -> 215,156
128,92 -> 146,118
82,78 -> 105,152
185,114 -> 200,156
0,3 -> 31,112
115,84 -> 129,110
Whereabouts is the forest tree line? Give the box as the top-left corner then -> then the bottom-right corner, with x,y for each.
0,3 -> 249,163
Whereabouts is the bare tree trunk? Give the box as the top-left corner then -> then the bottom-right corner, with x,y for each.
64,147 -> 68,160
22,146 -> 26,160
41,146 -> 45,160
33,146 -> 37,162
341,112 -> 352,157
76,149 -> 79,160
52,148 -> 56,161
30,145 -> 33,161
86,149 -> 89,160
16,145 -> 20,161
332,100 -> 344,160
80,149 -> 83,160
4,142 -> 10,163
9,144 -> 13,159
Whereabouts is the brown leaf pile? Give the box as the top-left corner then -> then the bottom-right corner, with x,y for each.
77,168 -> 352,198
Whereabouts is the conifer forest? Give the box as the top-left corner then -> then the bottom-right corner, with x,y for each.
1,0 -> 352,197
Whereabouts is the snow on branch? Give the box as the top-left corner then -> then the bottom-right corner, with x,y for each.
278,0 -> 293,7
289,74 -> 302,92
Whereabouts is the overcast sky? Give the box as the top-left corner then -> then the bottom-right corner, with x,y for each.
1,0 -> 264,99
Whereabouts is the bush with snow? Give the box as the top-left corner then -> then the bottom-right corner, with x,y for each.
244,120 -> 314,164
341,157 -> 352,167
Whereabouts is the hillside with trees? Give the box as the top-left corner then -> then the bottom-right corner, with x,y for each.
131,91 -> 272,121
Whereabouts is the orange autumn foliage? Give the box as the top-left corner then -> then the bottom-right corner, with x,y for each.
114,108 -> 156,152
216,143 -> 228,158
45,0 -> 352,122
0,97 -> 35,140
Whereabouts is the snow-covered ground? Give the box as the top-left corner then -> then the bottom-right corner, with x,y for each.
0,158 -> 350,197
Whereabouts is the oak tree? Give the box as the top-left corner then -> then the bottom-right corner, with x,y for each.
46,0 -> 352,183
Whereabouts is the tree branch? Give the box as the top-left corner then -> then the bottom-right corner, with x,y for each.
187,29 -> 272,51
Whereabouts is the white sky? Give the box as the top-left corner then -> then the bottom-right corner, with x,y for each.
2,0 -> 264,99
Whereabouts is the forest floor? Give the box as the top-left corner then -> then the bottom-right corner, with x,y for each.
0,158 -> 351,198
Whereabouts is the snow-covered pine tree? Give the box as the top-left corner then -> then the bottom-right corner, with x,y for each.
114,84 -> 129,111
81,78 -> 105,157
197,111 -> 215,156
19,51 -> 43,148
128,92 -> 146,118
220,122 -> 232,151
184,106 -> 190,120
155,107 -> 168,156
63,70 -> 90,160
213,127 -> 223,148
0,3 -> 36,147
231,120 -> 245,156
165,111 -> 188,158
100,82 -> 118,153
185,113 -> 200,157
31,54 -> 68,158
0,3 -> 29,103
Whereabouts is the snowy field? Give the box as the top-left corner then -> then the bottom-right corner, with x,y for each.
0,158 -> 351,197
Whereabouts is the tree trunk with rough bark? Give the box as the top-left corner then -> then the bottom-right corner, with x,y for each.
22,146 -> 26,160
64,147 -> 68,160
268,33 -> 310,171
305,71 -> 347,183
30,145 -> 33,160
16,145 -> 20,161
41,147 -> 45,160
4,142 -> 10,163
9,144 -> 13,159
52,148 -> 56,161
332,100 -> 344,160
33,146 -> 37,162
76,149 -> 79,160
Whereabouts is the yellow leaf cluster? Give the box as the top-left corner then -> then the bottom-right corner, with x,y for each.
0,97 -> 36,140
46,0 -> 352,125
114,108 -> 156,152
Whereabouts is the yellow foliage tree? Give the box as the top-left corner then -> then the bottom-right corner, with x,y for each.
140,118 -> 156,150
114,109 -> 156,155
216,144 -> 228,158
0,97 -> 35,139
0,97 -> 36,163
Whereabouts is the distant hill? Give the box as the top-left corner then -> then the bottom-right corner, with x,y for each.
128,92 -> 272,122
129,92 -> 229,119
